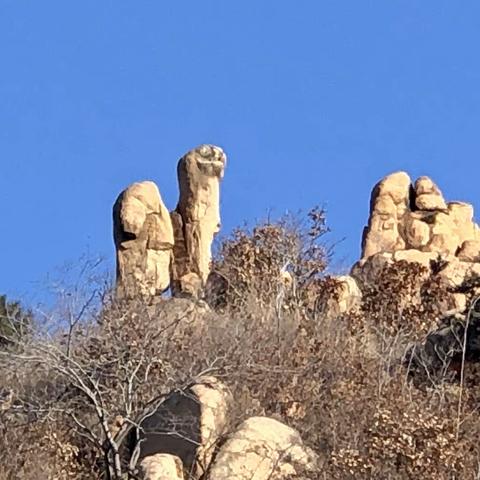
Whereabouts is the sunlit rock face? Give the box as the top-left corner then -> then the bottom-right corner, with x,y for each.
354,172 -> 480,316
208,416 -> 318,480
361,172 -> 479,261
171,144 -> 227,297
134,376 -> 231,480
113,181 -> 174,297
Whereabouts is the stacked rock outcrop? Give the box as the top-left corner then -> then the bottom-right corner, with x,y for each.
113,145 -> 226,298
171,145 -> 227,297
319,172 -> 480,319
361,172 -> 480,263
351,172 -> 480,313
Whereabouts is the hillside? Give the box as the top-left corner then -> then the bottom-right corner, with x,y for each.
1,145 -> 480,479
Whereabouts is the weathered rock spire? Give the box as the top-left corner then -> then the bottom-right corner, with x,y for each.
171,144 -> 227,296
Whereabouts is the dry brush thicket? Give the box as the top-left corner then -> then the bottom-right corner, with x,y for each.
1,209 -> 480,479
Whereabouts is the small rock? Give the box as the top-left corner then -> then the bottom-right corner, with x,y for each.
457,240 -> 480,262
140,454 -> 184,480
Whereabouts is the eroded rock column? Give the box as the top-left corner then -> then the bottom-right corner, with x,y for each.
171,144 -> 227,297
361,171 -> 412,259
113,181 -> 174,297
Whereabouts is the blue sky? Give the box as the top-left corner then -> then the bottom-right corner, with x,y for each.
1,1 -> 479,301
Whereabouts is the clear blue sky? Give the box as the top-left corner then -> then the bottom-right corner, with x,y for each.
1,1 -> 479,300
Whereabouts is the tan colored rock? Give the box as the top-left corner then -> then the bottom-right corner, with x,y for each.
448,202 -> 478,246
113,181 -> 174,296
457,240 -> 480,262
140,454 -> 184,480
321,275 -> 362,316
404,214 -> 431,249
361,173 -> 480,264
171,145 -> 227,297
356,172 -> 480,321
351,252 -> 393,284
438,261 -> 480,288
392,249 -> 439,268
361,172 -> 411,259
428,212 -> 460,255
136,376 -> 231,479
414,176 -> 447,211
426,201 -> 478,255
447,293 -> 468,316
209,416 -> 318,480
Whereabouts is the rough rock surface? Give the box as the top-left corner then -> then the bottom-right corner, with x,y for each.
113,181 -> 174,296
457,240 -> 480,262
171,145 -> 227,297
134,376 -> 231,479
361,171 -> 411,259
320,275 -> 362,317
361,172 -> 479,261
414,176 -> 448,211
354,172 -> 480,314
140,454 -> 184,480
209,416 -> 318,480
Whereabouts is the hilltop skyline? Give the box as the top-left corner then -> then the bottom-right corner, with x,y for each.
1,1 -> 479,300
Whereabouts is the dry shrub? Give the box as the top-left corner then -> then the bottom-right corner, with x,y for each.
210,207 -> 330,311
356,259 -> 452,339
2,216 -> 480,479
0,417 -> 96,479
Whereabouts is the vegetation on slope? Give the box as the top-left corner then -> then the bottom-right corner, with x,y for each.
1,210 -> 480,479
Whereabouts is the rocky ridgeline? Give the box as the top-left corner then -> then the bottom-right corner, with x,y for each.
325,171 -> 480,317
112,158 -> 480,479
113,144 -> 226,299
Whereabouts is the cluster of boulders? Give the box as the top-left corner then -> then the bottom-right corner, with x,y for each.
133,376 -> 317,480
321,171 -> 480,318
113,145 -> 226,298
357,172 -> 480,295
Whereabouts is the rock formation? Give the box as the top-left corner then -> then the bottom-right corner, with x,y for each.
112,145 -> 226,298
113,181 -> 174,297
133,388 -> 318,480
133,376 -> 231,479
318,275 -> 363,317
361,171 -> 412,259
350,172 -> 480,315
361,172 -> 480,262
140,454 -> 184,480
171,145 -> 227,297
208,416 -> 318,480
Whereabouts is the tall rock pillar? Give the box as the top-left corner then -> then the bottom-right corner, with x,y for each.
171,145 -> 227,297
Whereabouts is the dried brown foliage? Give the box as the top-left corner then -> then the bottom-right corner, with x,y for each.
2,213 -> 480,479
210,207 -> 330,311
356,259 -> 452,339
